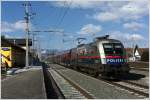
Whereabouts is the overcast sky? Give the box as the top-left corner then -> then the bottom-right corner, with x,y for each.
1,0 -> 149,50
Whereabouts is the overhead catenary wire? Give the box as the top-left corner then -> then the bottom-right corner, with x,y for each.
53,1 -> 67,27
55,0 -> 73,29
52,0 -> 74,49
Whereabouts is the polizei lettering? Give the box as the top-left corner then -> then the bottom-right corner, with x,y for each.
106,58 -> 124,63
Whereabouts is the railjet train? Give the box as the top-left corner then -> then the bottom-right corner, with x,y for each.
53,35 -> 130,78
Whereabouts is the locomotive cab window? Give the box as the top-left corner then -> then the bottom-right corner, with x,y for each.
103,44 -> 114,55
114,43 -> 123,55
103,43 -> 123,55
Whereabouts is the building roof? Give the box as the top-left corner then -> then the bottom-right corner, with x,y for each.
7,38 -> 32,46
125,48 -> 149,57
1,38 -> 26,52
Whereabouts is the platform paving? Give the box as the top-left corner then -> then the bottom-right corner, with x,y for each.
1,68 -> 47,99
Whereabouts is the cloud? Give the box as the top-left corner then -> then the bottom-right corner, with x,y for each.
93,12 -> 118,22
123,22 -> 144,31
91,0 -> 148,22
109,31 -> 144,41
68,35 -> 74,39
77,24 -> 102,35
129,34 -> 144,41
1,20 -> 33,33
1,34 -> 11,38
1,33 -> 24,39
1,22 -> 14,32
14,20 -> 25,30
52,0 -> 104,9
52,1 -> 148,22
119,1 -> 148,20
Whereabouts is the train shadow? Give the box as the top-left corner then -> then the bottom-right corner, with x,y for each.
116,72 -> 146,81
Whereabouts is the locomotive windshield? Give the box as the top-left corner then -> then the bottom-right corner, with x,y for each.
103,43 -> 123,55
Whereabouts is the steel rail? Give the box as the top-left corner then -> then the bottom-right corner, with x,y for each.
52,64 -> 149,98
99,78 -> 149,97
122,80 -> 149,89
53,68 -> 94,99
131,68 -> 149,71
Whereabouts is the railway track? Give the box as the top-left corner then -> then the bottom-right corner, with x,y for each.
70,67 -> 149,98
113,81 -> 148,97
131,67 -> 149,71
48,67 -> 95,99
123,80 -> 149,89
50,64 -> 149,98
66,68 -> 149,98
99,78 -> 149,98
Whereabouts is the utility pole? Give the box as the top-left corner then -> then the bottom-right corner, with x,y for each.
32,33 -> 38,55
32,33 -> 38,65
132,35 -> 136,62
23,2 -> 31,68
29,30 -> 63,61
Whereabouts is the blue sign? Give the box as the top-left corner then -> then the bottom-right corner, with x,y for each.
2,47 -> 10,51
106,58 -> 124,64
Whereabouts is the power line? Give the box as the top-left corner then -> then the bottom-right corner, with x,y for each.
47,1 -> 65,27
55,0 -> 73,46
50,1 -> 67,28
55,0 -> 73,28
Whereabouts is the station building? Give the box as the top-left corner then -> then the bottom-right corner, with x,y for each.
1,38 -> 39,70
125,47 -> 149,62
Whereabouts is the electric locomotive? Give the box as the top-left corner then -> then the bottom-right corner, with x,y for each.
54,35 -> 130,78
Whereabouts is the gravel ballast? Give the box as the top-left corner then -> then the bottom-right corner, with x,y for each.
49,64 -> 146,99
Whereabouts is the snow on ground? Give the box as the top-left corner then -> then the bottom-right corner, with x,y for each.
6,66 -> 42,75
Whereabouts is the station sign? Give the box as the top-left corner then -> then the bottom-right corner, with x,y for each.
2,47 -> 10,51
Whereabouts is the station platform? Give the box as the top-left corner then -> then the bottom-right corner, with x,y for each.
1,67 -> 47,99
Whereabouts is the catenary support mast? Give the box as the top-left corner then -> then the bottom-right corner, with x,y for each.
23,2 -> 31,68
